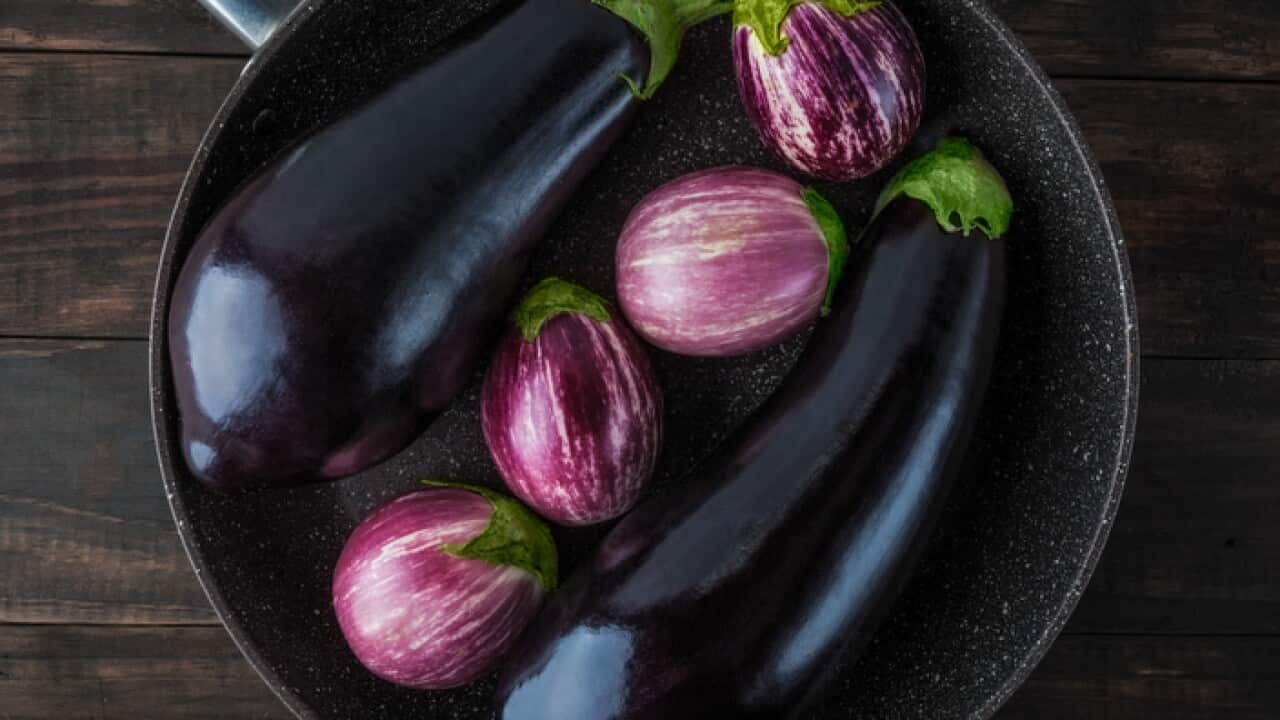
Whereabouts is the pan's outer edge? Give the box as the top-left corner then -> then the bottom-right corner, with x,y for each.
962,1 -> 1139,717
149,2 -> 325,718
147,1 -> 1140,718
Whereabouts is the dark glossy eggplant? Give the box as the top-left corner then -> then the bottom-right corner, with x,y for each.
495,138 -> 1013,719
168,0 -> 729,490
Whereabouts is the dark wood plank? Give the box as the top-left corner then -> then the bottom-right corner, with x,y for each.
999,635 -> 1280,720
0,339 -> 216,624
0,0 -> 246,56
3,55 -> 1278,356
1064,358 -> 1280,634
3,624 -> 1276,720
0,53 -> 240,338
3,0 -> 1278,82
3,339 -> 1278,632
0,624 -> 286,719
991,0 -> 1280,82
1063,79 -> 1280,359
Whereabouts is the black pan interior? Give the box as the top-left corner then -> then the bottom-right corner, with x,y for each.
150,0 -> 1138,717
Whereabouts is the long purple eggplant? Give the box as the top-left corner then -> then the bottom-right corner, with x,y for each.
495,138 -> 1013,718
167,0 -> 730,489
733,0 -> 925,180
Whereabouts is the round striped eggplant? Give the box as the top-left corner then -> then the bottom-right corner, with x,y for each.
332,483 -> 556,689
616,166 -> 848,357
482,278 -> 662,526
733,0 -> 926,180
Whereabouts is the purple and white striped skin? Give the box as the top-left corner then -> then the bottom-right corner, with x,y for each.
482,279 -> 662,526
733,1 -> 926,180
332,488 -> 549,689
616,166 -> 838,357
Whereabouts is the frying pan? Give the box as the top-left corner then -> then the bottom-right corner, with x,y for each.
149,0 -> 1139,717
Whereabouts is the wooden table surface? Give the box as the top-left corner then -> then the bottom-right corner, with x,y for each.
2,1 -> 1278,717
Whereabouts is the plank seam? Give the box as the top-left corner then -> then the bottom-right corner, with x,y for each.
0,335 -> 149,343
0,46 -> 248,60
1060,631 -> 1280,638
0,48 -> 1277,88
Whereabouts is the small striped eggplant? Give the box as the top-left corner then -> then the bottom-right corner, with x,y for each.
733,0 -> 926,180
332,483 -> 556,689
482,279 -> 662,526
616,166 -> 848,357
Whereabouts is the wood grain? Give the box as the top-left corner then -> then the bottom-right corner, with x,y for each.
999,635 -> 1280,719
1064,359 -> 1280,634
0,339 -> 216,624
0,0 -> 246,56
3,339 -> 1276,631
989,0 -> 1280,82
1,624 -> 1276,720
0,624 -> 286,720
2,53 -> 1280,357
3,0 -> 1279,82
1067,79 -> 1280,359
0,53 -> 240,339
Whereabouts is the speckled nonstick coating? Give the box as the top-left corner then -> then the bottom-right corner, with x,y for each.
149,1 -> 1138,717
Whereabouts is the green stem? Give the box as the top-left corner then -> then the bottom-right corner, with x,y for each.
595,0 -> 735,99
801,188 -> 850,316
513,277 -> 612,342
875,137 -> 1015,240
733,0 -> 882,56
420,480 -> 559,592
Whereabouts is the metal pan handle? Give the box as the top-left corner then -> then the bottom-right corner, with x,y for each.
196,0 -> 299,49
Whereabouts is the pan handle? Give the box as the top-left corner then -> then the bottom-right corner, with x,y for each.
196,0 -> 299,50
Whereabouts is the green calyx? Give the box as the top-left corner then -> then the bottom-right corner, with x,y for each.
595,0 -> 734,99
420,480 -> 559,593
801,188 -> 849,316
513,277 -> 612,342
875,137 -> 1014,240
734,0 -> 882,56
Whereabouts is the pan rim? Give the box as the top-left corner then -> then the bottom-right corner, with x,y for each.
148,1 -> 1140,717
959,3 -> 1139,717
149,2 -> 326,717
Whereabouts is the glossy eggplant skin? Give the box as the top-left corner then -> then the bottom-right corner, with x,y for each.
167,0 -> 645,489
496,197 -> 1007,719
